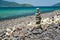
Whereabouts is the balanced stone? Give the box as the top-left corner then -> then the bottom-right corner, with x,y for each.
35,8 -> 41,24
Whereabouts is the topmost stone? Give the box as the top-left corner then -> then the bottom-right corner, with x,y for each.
36,8 -> 39,9
36,8 -> 40,13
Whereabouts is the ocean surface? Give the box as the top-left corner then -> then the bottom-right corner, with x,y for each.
0,7 -> 60,20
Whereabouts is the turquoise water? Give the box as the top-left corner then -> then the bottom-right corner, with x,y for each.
0,7 -> 60,20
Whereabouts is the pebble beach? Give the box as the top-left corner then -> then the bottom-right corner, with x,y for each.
0,10 -> 60,40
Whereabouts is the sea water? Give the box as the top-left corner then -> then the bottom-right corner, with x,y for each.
0,7 -> 60,20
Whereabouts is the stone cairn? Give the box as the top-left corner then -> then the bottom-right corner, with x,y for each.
35,8 -> 41,24
32,8 -> 43,29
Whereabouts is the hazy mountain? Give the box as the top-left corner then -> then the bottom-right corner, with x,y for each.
53,3 -> 60,6
0,0 -> 32,7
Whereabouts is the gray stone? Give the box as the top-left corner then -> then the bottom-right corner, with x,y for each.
12,31 -> 19,38
49,23 -> 58,29
32,30 -> 39,34
37,29 -> 42,33
25,33 -> 29,37
54,36 -> 60,40
37,34 -> 40,38
29,27 -> 34,32
25,31 -> 32,37
33,35 -> 39,39
29,35 -> 34,38
55,29 -> 60,33
12,38 -> 18,40
25,37 -> 31,40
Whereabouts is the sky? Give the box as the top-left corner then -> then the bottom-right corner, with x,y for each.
4,0 -> 60,6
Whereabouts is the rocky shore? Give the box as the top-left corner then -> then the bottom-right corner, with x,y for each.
0,9 -> 60,40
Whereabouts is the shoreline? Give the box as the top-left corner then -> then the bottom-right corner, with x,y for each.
0,10 -> 60,21
0,10 -> 60,28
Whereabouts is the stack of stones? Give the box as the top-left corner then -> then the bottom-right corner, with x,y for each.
35,8 -> 41,24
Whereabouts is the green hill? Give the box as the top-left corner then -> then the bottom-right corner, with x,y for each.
0,0 -> 32,7
53,3 -> 60,6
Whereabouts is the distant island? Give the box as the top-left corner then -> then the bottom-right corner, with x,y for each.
0,0 -> 60,7
0,0 -> 33,7
53,3 -> 60,6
